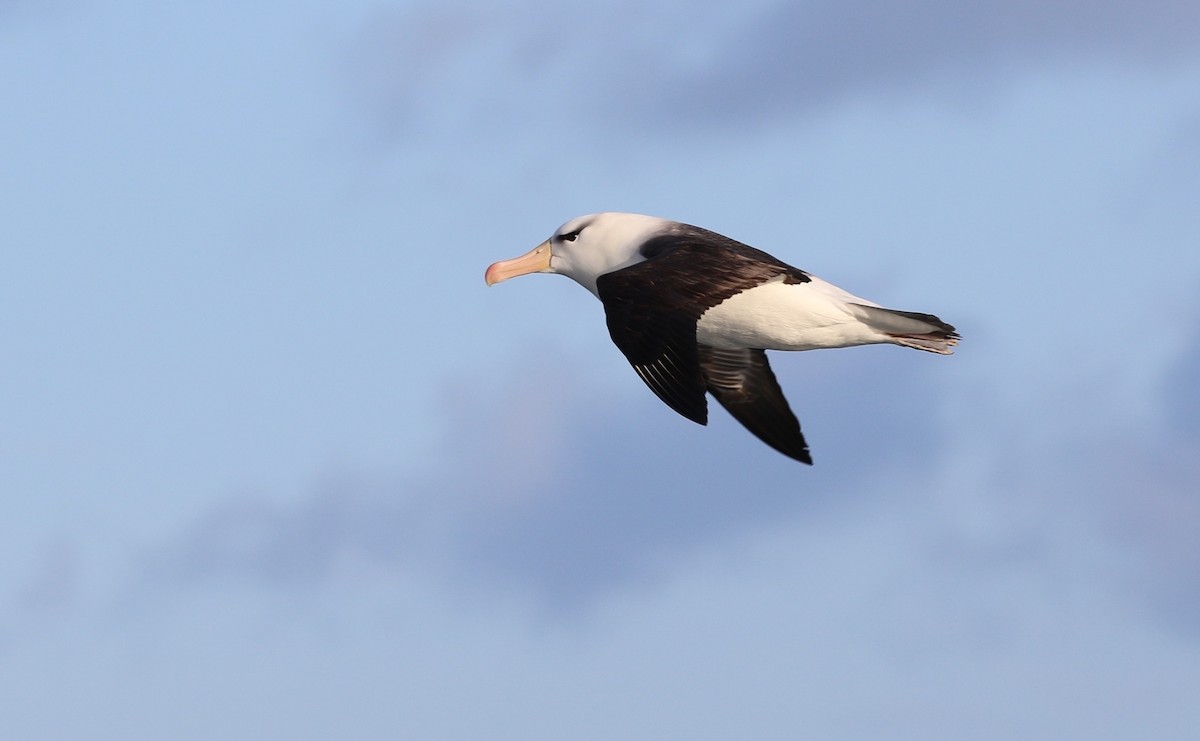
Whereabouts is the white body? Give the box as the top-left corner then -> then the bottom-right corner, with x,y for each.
696,275 -> 884,351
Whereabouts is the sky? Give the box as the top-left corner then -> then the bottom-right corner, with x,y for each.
2,0 -> 1199,738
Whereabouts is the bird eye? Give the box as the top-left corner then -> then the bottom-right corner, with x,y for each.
559,229 -> 581,243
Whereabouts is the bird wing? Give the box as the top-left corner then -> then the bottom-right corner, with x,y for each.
594,225 -> 809,430
595,265 -> 709,424
699,344 -> 812,464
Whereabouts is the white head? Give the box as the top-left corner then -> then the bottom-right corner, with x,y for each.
485,212 -> 671,296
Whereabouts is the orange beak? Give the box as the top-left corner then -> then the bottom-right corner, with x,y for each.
484,240 -> 553,286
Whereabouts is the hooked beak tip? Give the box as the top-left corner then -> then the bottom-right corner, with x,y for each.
484,241 -> 553,287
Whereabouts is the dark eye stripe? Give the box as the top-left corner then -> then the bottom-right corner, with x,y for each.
559,229 -> 581,242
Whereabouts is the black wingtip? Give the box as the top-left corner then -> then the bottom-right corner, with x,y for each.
699,347 -> 814,465
781,445 -> 813,465
761,435 -> 812,465
715,398 -> 813,465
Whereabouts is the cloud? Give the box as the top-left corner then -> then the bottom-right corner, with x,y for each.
133,346 -> 955,610
1163,309 -> 1200,442
8,320 -> 1198,736
1118,313 -> 1200,635
613,0 -> 1200,129
6,541 -> 80,620
336,0 -> 1200,142
1058,432 -> 1200,639
337,4 -> 507,140
908,309 -> 1200,642
129,305 -> 1200,630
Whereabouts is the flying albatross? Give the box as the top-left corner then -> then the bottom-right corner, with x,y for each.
484,212 -> 958,464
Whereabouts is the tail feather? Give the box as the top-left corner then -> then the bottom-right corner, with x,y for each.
850,304 -> 960,355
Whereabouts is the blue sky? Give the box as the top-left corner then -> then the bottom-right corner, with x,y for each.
3,1 -> 1199,738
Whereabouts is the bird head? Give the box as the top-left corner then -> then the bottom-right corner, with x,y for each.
485,212 -> 669,296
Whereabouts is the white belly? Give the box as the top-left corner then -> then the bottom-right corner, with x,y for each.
695,276 -> 885,351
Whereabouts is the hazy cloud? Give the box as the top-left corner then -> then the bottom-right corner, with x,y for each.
127,331 -> 1200,632
338,0 -> 1200,141
1163,309 -> 1200,441
1124,313 -> 1200,635
1081,437 -> 1200,638
10,541 -> 79,619
634,0 -> 1200,126
137,347 -> 954,609
338,4 -> 507,139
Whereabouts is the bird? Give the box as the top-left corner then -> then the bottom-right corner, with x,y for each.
484,212 -> 958,464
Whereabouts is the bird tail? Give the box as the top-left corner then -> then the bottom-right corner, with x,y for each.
850,304 -> 960,355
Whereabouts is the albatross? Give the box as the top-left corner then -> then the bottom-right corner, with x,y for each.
484,212 -> 958,464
